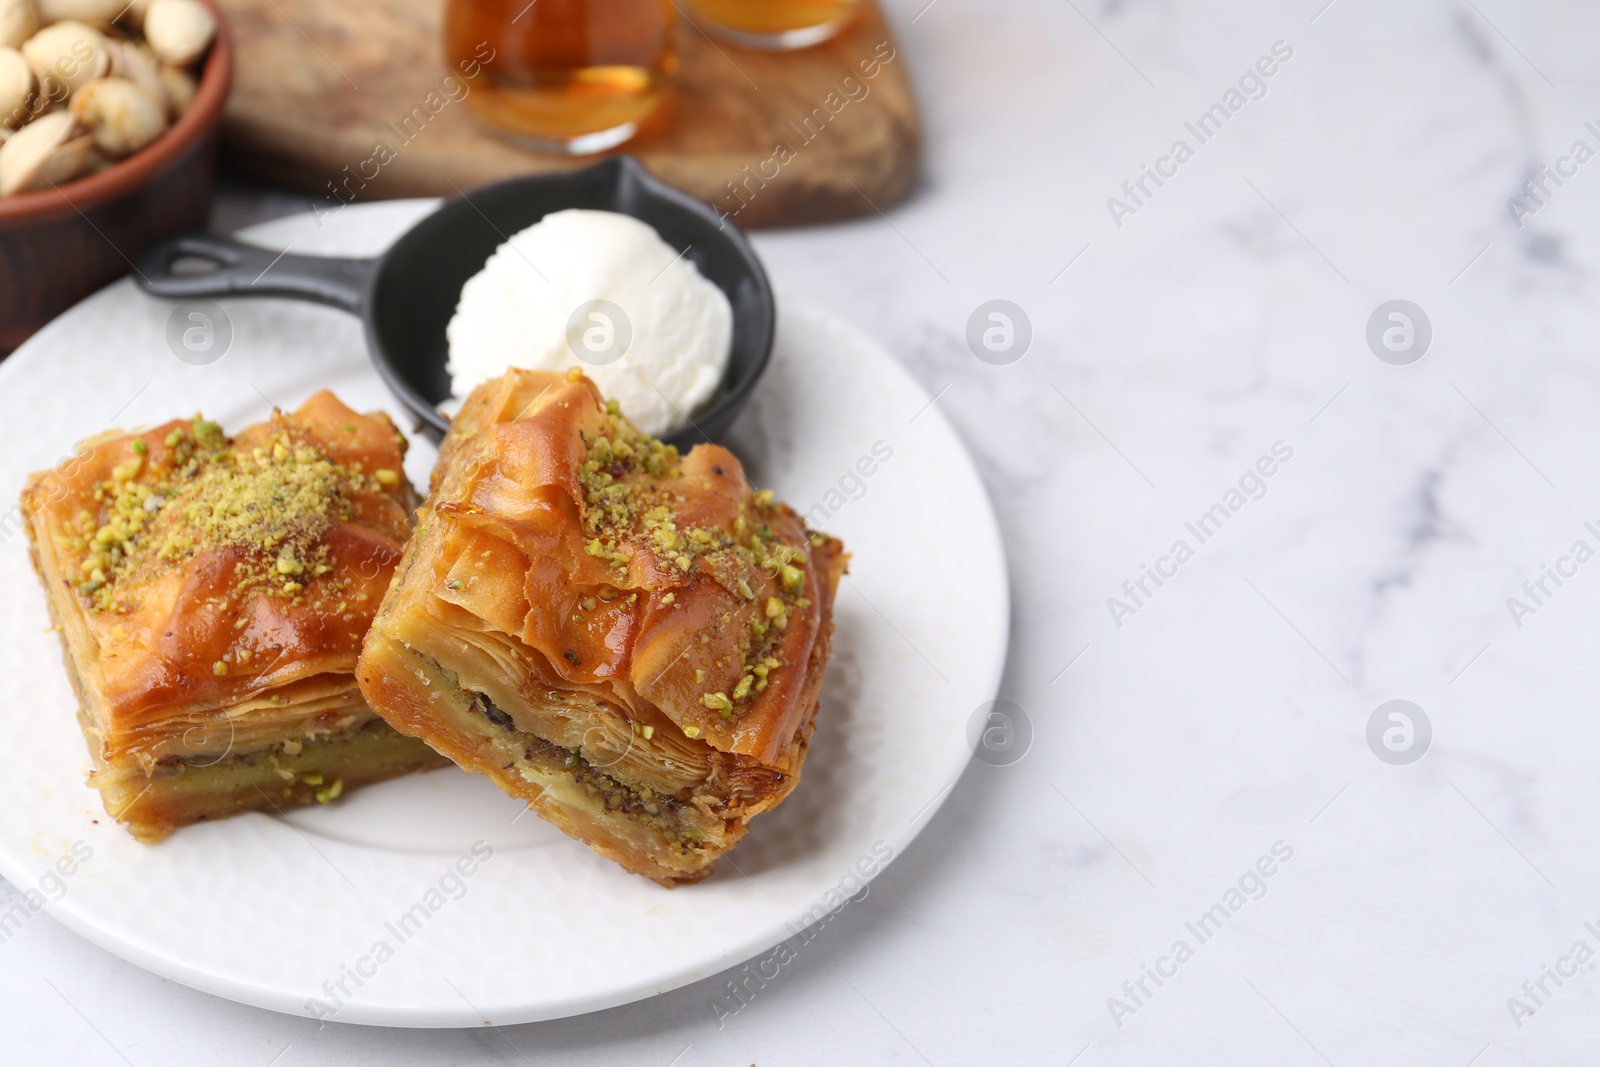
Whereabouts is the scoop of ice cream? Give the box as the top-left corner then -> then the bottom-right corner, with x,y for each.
445,209 -> 733,437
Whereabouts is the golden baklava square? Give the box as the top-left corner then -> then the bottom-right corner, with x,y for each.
22,391 -> 449,841
358,370 -> 847,884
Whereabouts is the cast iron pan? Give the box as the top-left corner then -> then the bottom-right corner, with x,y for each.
132,157 -> 775,450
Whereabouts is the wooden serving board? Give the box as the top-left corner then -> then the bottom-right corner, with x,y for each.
216,0 -> 919,228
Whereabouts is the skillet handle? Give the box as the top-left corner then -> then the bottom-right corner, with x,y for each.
133,232 -> 377,313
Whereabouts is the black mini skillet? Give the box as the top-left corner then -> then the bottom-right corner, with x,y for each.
133,157 -> 775,451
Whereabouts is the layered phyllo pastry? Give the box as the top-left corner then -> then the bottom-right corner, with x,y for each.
358,369 -> 848,885
21,392 -> 449,842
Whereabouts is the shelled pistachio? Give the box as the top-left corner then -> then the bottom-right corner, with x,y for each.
0,45 -> 32,128
0,0 -> 37,50
142,0 -> 211,65
155,58 -> 190,117
71,75 -> 164,156
109,37 -> 160,103
0,108 -> 89,194
22,19 -> 111,100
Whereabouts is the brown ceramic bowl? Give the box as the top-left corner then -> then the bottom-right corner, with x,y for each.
0,0 -> 233,355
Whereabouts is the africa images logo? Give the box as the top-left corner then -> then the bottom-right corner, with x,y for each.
1106,442 -> 1294,628
1107,841 -> 1295,1028
1105,41 -> 1295,229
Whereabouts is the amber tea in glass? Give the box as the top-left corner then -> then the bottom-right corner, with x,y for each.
686,0 -> 859,50
444,0 -> 677,154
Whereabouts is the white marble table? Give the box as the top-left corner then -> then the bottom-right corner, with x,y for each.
8,0 -> 1600,1061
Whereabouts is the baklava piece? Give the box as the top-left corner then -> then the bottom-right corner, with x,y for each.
21,391 -> 450,842
357,369 -> 848,885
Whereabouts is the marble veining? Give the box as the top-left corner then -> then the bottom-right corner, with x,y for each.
9,0 -> 1600,1062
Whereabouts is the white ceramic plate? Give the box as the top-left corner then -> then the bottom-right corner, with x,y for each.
0,202 -> 1008,1026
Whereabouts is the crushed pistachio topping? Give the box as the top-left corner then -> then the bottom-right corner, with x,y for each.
567,390 -> 828,725
66,415 -> 400,613
576,401 -> 682,568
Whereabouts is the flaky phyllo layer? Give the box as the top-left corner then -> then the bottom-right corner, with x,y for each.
22,392 -> 448,841
358,370 -> 848,884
